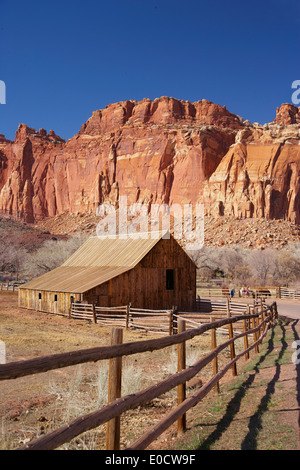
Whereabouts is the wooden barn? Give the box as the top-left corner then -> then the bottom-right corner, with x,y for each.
18,231 -> 197,315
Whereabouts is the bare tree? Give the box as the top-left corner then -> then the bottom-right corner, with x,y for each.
22,233 -> 89,278
0,236 -> 26,277
272,245 -> 300,286
189,242 -> 300,288
249,248 -> 274,286
218,246 -> 252,285
189,246 -> 221,280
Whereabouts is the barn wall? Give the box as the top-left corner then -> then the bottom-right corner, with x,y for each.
18,289 -> 81,315
19,236 -> 196,313
83,237 -> 196,310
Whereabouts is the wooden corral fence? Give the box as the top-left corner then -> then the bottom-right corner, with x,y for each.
70,298 -> 266,337
196,297 -> 251,313
177,298 -> 265,336
279,287 -> 300,300
0,283 -> 19,292
196,286 -> 278,299
70,302 -> 173,335
0,301 -> 278,451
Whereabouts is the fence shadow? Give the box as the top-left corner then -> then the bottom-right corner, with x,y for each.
241,323 -> 287,449
195,321 -> 293,450
290,320 -> 300,430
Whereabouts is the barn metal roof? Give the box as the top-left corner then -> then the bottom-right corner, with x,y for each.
20,231 -> 175,294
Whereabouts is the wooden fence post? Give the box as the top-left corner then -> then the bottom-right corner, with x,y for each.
169,308 -> 174,336
275,302 -> 278,320
252,306 -> 259,353
106,328 -> 123,450
210,316 -> 220,393
227,299 -> 237,377
278,287 -> 281,299
243,305 -> 250,360
257,298 -> 263,337
260,298 -> 265,333
271,303 -> 278,324
126,303 -> 131,330
177,319 -> 186,434
173,306 -> 178,335
92,304 -> 97,324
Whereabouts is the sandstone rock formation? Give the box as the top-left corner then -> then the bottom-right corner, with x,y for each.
0,98 -> 299,227
203,106 -> 300,224
273,103 -> 300,125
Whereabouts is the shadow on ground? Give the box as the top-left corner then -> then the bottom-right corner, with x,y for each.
195,319 -> 300,450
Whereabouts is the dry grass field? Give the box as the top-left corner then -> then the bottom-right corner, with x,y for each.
0,290 -> 239,450
2,291 -> 296,451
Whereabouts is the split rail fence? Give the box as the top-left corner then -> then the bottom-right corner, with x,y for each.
279,287 -> 300,300
70,298 -> 266,337
197,285 -> 300,300
0,300 -> 278,451
0,283 -> 19,292
70,303 -> 173,335
196,286 -> 278,299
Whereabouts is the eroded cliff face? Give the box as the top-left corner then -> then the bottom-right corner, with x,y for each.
0,98 -> 299,225
203,105 -> 300,224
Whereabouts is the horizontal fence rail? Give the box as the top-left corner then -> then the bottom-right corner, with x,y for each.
279,287 -> 300,300
196,286 -> 278,299
70,303 -> 172,334
0,300 -> 278,451
196,285 -> 300,301
69,298 -> 266,336
0,283 -> 19,291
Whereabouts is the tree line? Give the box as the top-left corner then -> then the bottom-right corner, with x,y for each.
0,232 -> 299,287
189,244 -> 300,287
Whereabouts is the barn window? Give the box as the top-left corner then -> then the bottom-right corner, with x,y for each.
38,293 -> 42,300
166,269 -> 174,290
54,294 -> 58,302
70,296 -> 74,304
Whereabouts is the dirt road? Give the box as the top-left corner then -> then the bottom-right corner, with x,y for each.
276,300 -> 300,320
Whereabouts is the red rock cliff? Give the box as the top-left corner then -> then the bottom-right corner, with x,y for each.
203,103 -> 300,224
0,98 -> 299,224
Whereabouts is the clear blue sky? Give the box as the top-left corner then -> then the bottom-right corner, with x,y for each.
1,0 -> 299,141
